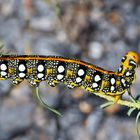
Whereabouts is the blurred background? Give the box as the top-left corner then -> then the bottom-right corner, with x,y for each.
0,0 -> 140,140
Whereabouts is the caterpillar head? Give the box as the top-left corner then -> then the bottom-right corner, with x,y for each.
118,51 -> 139,85
121,51 -> 139,71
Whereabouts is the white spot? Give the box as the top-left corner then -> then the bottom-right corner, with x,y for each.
121,78 -> 126,86
38,65 -> 44,72
89,42 -> 103,59
94,75 -> 101,82
19,64 -> 26,72
30,80 -> 36,85
130,60 -> 136,65
110,86 -> 115,91
12,80 -> 18,84
57,74 -> 64,80
19,73 -> 25,78
111,78 -> 115,85
126,71 -> 132,76
67,84 -> 74,89
76,77 -> 82,83
92,83 -> 98,88
121,78 -> 125,83
0,64 -> 7,71
118,67 -> 122,72
58,65 -> 65,73
49,82 -> 56,87
122,56 -> 126,60
1,71 -> 7,76
78,69 -> 85,76
37,73 -> 44,78
127,84 -> 130,87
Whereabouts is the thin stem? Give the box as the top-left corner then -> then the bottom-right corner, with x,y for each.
91,92 -> 140,110
32,87 -> 62,117
136,112 -> 140,140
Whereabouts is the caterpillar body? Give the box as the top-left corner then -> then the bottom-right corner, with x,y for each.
0,52 -> 139,100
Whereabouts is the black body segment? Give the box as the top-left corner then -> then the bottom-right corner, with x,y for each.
0,52 -> 138,97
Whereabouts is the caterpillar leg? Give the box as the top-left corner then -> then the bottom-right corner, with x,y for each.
29,78 -> 40,87
114,95 -> 121,103
100,94 -> 122,109
66,84 -> 75,89
64,81 -> 78,89
109,94 -> 122,103
11,78 -> 22,85
47,80 -> 59,87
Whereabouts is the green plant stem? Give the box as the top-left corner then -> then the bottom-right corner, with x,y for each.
32,87 -> 62,117
92,92 -> 140,110
136,112 -> 140,140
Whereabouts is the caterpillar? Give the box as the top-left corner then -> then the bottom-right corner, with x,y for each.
0,51 -> 139,101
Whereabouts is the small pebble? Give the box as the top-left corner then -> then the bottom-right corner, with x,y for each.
88,42 -> 104,59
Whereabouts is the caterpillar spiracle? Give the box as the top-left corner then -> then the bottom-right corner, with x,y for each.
0,51 -> 139,101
